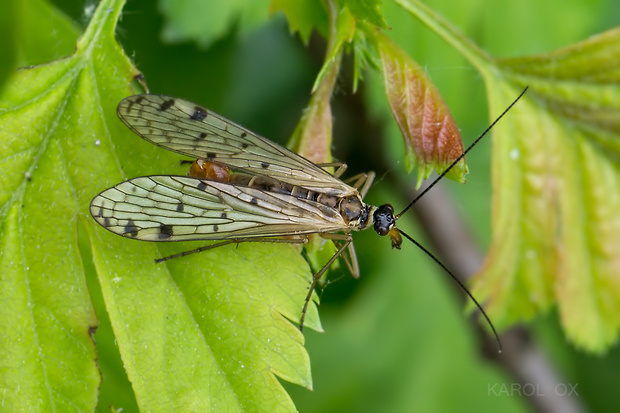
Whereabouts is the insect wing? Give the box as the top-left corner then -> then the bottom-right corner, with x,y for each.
90,176 -> 348,241
117,95 -> 354,197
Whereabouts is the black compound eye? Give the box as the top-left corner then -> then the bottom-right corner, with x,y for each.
373,204 -> 395,236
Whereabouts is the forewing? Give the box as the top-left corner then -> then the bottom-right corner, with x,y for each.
117,95 -> 354,197
90,176 -> 348,241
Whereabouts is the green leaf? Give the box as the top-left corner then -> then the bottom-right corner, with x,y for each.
0,1 -> 115,410
343,0 -> 389,29
271,0 -> 328,44
13,0 -> 80,67
0,0 -> 17,91
479,30 -> 620,352
310,3 -> 356,94
0,0 -> 319,410
397,0 -> 620,352
1,0 -> 81,92
350,26 -> 378,92
159,0 -> 272,48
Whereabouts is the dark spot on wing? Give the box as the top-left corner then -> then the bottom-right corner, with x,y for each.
125,219 -> 139,237
159,224 -> 173,239
240,132 -> 247,138
250,198 -> 258,205
96,207 -> 104,217
199,132 -> 207,139
127,96 -> 144,113
213,225 -> 219,232
220,212 -> 227,219
176,203 -> 184,212
104,217 -> 110,227
191,107 -> 208,121
241,143 -> 249,149
261,162 -> 269,169
197,181 -> 207,191
159,99 -> 175,111
207,152 -> 216,159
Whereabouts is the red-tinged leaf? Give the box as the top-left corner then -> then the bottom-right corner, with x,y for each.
378,34 -> 467,188
288,89 -> 335,165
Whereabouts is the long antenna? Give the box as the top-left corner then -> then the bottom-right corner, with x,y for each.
398,228 -> 503,353
396,86 -> 528,219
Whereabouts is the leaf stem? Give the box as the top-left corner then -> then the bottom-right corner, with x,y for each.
77,0 -> 126,55
394,0 -> 493,74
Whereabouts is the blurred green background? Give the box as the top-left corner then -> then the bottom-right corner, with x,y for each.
23,0 -> 620,411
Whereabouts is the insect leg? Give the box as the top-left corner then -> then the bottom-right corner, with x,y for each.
300,235 -> 352,331
332,239 -> 354,275
155,236 -> 309,263
345,241 -> 360,278
342,172 -> 364,185
320,233 -> 360,278
341,171 -> 375,197
359,171 -> 375,198
315,162 -> 347,178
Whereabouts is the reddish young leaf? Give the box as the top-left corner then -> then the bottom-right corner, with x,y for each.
379,35 -> 468,188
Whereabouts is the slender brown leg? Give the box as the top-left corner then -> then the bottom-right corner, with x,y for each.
318,232 -> 360,278
300,237 -> 352,331
345,241 -> 360,279
333,240 -> 353,274
341,171 -> 375,198
359,171 -> 375,198
155,236 -> 309,263
325,238 -> 360,279
342,172 -> 366,187
315,162 -> 348,178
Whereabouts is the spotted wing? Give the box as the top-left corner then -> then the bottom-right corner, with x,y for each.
90,175 -> 348,241
117,95 -> 354,197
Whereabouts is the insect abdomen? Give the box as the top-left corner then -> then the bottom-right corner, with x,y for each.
188,159 -> 342,207
188,159 -> 231,181
186,158 -> 366,227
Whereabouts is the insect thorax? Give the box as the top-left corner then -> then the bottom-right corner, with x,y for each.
339,195 -> 372,230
